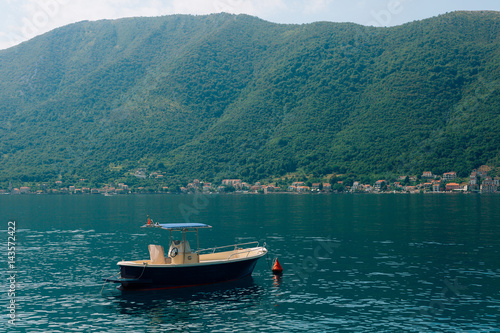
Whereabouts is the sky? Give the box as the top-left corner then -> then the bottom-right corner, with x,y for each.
0,0 -> 499,50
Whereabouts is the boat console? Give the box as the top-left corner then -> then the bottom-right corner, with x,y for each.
168,240 -> 199,264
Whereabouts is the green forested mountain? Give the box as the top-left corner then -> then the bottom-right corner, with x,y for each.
0,11 -> 499,186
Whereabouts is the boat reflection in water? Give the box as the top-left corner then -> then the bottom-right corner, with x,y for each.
104,222 -> 267,290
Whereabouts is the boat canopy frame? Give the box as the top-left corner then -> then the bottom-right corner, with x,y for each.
142,222 -> 212,255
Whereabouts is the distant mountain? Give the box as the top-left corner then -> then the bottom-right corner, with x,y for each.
0,11 -> 499,186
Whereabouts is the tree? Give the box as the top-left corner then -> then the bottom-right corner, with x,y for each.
332,183 -> 344,192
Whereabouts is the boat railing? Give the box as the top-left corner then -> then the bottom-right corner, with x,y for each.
226,247 -> 263,260
198,241 -> 259,255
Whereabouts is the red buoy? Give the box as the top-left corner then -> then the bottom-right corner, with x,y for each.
272,258 -> 283,274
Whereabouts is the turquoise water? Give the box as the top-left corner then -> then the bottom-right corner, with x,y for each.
1,194 -> 499,332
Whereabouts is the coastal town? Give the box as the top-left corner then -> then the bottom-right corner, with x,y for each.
2,166 -> 498,195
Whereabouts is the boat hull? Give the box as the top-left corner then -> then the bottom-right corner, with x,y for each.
114,256 -> 262,290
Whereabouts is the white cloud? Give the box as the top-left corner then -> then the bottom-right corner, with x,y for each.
303,0 -> 334,14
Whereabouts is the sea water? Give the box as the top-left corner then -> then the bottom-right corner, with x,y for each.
0,194 -> 499,332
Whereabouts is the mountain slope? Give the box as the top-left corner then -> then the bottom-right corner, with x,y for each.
0,11 -> 499,185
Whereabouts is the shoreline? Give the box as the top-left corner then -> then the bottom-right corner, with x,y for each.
0,190 -> 493,196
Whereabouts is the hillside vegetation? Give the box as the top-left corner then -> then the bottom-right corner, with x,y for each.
0,11 -> 499,186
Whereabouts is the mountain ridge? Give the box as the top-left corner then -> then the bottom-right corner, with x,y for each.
0,11 -> 499,187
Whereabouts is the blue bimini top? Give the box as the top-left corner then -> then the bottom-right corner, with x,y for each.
141,223 -> 212,230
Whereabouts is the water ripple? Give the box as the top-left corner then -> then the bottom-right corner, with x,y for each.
2,195 -> 500,332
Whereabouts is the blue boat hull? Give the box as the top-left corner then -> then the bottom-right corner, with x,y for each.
112,257 -> 261,290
